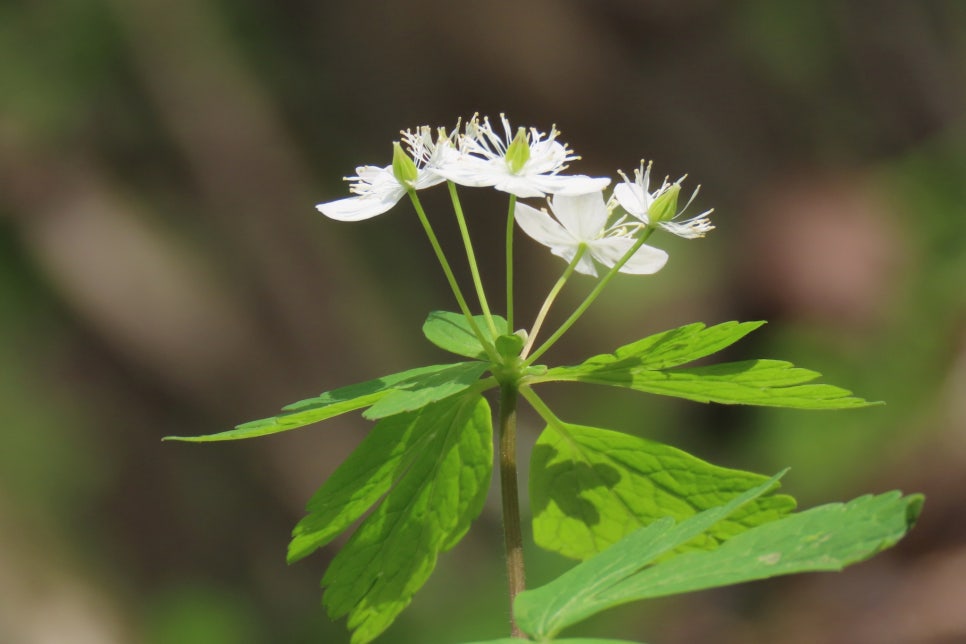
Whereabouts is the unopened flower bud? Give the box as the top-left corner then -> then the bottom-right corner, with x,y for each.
504,127 -> 531,174
648,183 -> 681,224
392,141 -> 419,186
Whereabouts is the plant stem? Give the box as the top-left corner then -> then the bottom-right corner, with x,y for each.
505,194 -> 518,331
521,245 -> 586,358
524,227 -> 657,365
519,386 -> 556,427
498,382 -> 526,637
448,182 -> 498,337
407,190 -> 499,363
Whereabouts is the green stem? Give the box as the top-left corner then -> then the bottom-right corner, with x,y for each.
524,227 -> 657,365
407,190 -> 499,362
519,386 -> 557,426
505,194 -> 518,331
521,245 -> 586,358
498,382 -> 526,638
448,182 -> 498,337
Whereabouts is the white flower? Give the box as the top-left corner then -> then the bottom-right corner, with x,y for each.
613,161 -> 714,239
514,191 -> 668,277
402,123 -> 465,171
315,126 -> 457,222
434,114 -> 610,198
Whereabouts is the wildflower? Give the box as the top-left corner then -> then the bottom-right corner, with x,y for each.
514,191 -> 668,277
434,114 -> 610,198
402,124 -> 465,173
316,127 -> 457,222
613,161 -> 714,238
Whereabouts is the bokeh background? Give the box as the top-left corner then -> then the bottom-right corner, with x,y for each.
2,1 -> 965,642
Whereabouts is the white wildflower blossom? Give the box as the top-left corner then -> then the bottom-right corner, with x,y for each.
434,114 -> 610,198
613,161 -> 714,239
316,125 -> 458,222
401,123 -> 465,172
514,191 -> 668,277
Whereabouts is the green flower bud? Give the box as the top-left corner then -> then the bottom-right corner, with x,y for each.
648,183 -> 681,224
496,333 -> 525,360
505,127 -> 531,174
392,141 -> 419,186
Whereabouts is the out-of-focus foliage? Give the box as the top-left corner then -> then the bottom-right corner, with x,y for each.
1,1 -> 964,642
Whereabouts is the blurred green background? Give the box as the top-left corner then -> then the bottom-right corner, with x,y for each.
1,1 -> 965,642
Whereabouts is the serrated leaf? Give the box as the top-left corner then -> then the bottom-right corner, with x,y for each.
291,393 -> 493,644
163,363 -> 466,442
516,474 -> 785,639
518,489 -> 921,639
424,310 -> 508,360
530,421 -> 795,561
544,358 -> 876,409
363,361 -> 491,419
570,321 -> 766,371
603,492 -> 922,600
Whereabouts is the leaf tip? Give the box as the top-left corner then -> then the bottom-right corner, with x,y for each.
904,493 -> 925,528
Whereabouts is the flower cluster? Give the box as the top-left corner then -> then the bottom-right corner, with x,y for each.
316,114 -> 713,276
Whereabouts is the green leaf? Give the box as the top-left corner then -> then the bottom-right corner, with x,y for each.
363,361 -> 491,419
518,488 -> 921,639
535,321 -> 878,409
163,363 -> 467,442
566,321 -> 766,371
423,310 -> 508,360
604,492 -> 922,599
530,421 -> 795,560
290,393 -> 493,644
545,358 -> 876,409
516,474 -> 786,639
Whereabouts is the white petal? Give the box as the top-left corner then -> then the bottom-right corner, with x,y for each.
573,252 -> 600,276
493,175 -> 551,198
353,165 -> 393,184
535,174 -> 611,197
412,170 -> 447,191
543,245 -> 598,276
549,192 -> 609,241
613,181 -> 649,220
316,191 -> 403,221
432,157 -> 504,188
589,237 -> 668,275
514,202 -> 576,248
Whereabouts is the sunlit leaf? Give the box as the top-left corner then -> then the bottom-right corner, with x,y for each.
565,321 -> 766,371
530,421 -> 794,560
289,393 -> 492,644
531,322 -> 876,409
517,488 -> 921,639
164,363 -> 481,442
543,358 -> 876,409
536,321 -> 877,410
423,310 -> 508,360
363,361 -> 490,419
517,475 -> 785,639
